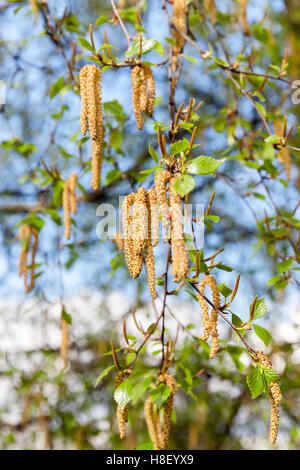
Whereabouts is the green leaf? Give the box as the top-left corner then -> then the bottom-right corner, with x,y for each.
252,298 -> 267,320
125,36 -> 164,57
151,384 -> 171,409
106,169 -> 122,186
256,101 -> 266,117
218,283 -> 232,298
94,365 -> 115,388
114,380 -> 132,409
170,139 -> 190,155
246,367 -> 264,399
104,100 -> 126,122
277,259 -> 293,273
264,135 -> 281,145
187,156 -> 224,175
262,368 -> 279,384
183,54 -> 197,64
95,15 -> 108,26
140,166 -> 159,175
131,378 -> 152,404
49,77 -> 64,99
136,442 -> 154,450
148,143 -> 159,163
78,37 -> 95,52
173,174 -> 195,197
253,325 -> 272,346
61,310 -> 72,325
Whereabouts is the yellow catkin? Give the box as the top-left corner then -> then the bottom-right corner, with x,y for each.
145,190 -> 157,299
63,174 -> 77,240
139,66 -> 148,113
131,187 -> 147,279
154,170 -> 171,236
60,317 -> 69,370
256,350 -> 283,444
161,373 -> 176,450
269,396 -> 280,445
198,275 -> 220,358
145,66 -> 155,116
131,66 -> 144,130
69,173 -> 77,215
273,119 -> 291,181
169,176 -> 189,282
144,396 -> 160,450
79,65 -> 104,190
122,193 -> 136,278
115,372 -> 128,439
204,0 -> 216,26
238,0 -> 250,35
147,188 -> 159,247
18,224 -> 38,293
172,0 -> 187,71
63,179 -> 71,240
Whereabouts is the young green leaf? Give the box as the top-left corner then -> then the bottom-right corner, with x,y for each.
114,380 -> 133,409
94,365 -> 115,388
187,156 -> 224,175
253,324 -> 272,346
246,367 -> 264,399
173,174 -> 195,197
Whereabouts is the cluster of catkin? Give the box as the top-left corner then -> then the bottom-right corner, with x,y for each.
115,371 -> 128,439
79,64 -> 104,190
131,65 -> 155,130
144,374 -> 176,450
154,171 -> 189,282
18,224 -> 39,294
257,350 -> 283,444
172,0 -> 187,71
197,275 -> 220,359
63,173 -> 77,240
122,187 -> 158,298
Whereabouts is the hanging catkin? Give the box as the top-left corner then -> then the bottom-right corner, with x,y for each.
169,176 -> 189,282
131,65 -> 156,130
79,64 -> 104,190
203,0 -> 216,26
197,274 -> 220,358
60,317 -> 69,370
122,193 -> 136,278
147,188 -> 159,247
69,173 -> 77,214
145,190 -> 157,299
132,187 -> 147,278
145,66 -> 155,116
154,170 -> 171,237
256,350 -> 283,444
144,396 -> 161,450
18,224 -> 38,294
114,371 -> 128,439
237,0 -> 250,35
172,0 -> 187,71
63,174 -> 77,240
131,66 -> 144,130
161,373 -> 176,450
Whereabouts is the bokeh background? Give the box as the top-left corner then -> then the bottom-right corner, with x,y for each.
0,0 -> 299,450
